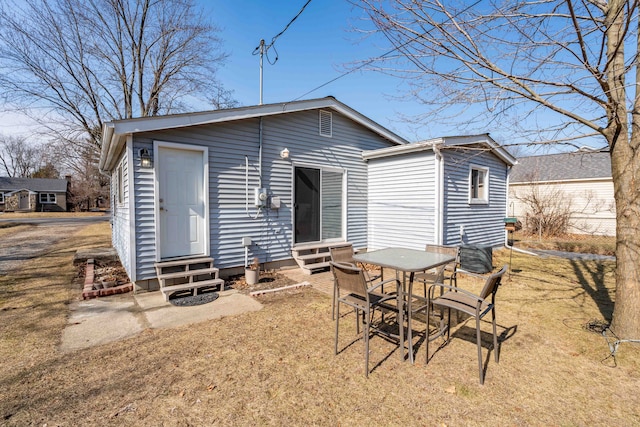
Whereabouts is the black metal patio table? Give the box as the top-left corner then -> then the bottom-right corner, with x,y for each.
353,247 -> 456,363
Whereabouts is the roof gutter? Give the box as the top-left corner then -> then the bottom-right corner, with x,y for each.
362,139 -> 442,161
98,123 -> 115,172
99,122 -> 128,173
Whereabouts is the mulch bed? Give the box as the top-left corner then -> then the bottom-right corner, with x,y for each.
169,290 -> 220,306
78,259 -> 133,299
227,270 -> 299,295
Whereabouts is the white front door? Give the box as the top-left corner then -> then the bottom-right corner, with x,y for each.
157,144 -> 208,260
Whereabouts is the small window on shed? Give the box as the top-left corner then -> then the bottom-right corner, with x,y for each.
0,192 -> 4,204
319,110 -> 332,137
469,165 -> 489,204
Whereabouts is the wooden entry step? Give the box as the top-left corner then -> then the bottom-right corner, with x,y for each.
154,257 -> 224,302
291,242 -> 352,275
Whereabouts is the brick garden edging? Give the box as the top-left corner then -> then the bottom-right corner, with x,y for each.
82,258 -> 133,300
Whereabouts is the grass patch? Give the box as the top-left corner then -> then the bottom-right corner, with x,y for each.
0,222 -> 25,230
0,227 -> 639,425
0,211 -> 107,219
0,224 -> 36,238
514,232 -> 616,256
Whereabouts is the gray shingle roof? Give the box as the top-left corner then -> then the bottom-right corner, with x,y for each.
510,151 -> 611,183
0,177 -> 69,193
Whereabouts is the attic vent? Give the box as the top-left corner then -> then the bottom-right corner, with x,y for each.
319,110 -> 332,137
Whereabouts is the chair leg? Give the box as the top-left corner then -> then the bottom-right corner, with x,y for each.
334,301 -> 340,355
364,308 -> 370,378
492,307 -> 499,363
332,284 -> 337,320
425,300 -> 431,364
476,315 -> 484,385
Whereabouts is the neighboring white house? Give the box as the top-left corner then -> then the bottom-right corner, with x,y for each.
98,97 -> 516,292
364,134 -> 516,250
509,149 -> 615,236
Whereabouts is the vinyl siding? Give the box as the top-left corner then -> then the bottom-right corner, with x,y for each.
367,151 -> 437,250
442,149 -> 508,247
129,109 -> 394,280
110,152 -> 132,276
509,178 -> 616,236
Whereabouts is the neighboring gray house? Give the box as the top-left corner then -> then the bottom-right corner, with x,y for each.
509,149 -> 615,236
98,97 -> 515,292
0,177 -> 71,212
364,135 -> 516,250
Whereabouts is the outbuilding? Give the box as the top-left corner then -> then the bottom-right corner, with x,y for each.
99,97 -> 408,292
364,135 -> 516,250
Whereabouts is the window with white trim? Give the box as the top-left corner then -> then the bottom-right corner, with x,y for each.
469,165 -> 489,204
39,193 -> 56,204
0,192 -> 4,203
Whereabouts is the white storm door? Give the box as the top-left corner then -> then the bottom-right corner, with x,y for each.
157,144 -> 208,259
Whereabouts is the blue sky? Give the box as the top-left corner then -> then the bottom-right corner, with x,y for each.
0,0 -> 605,153
203,1 -> 610,154
202,1 -> 427,142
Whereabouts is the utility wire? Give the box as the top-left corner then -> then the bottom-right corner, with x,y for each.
293,0 -> 481,101
267,0 -> 312,50
252,0 -> 312,65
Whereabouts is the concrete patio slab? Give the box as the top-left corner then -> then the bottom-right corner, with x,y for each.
135,289 -> 263,329
60,289 -> 263,352
60,295 -> 143,352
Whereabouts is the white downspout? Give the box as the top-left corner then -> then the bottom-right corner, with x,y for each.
505,164 -> 512,247
245,117 -> 264,220
258,117 -> 263,188
433,143 -> 444,245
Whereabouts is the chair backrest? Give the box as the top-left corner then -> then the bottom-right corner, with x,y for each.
479,264 -> 508,300
425,245 -> 459,270
330,244 -> 355,264
330,261 -> 368,298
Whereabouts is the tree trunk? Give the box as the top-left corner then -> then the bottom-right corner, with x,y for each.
609,135 -> 640,339
607,0 -> 640,339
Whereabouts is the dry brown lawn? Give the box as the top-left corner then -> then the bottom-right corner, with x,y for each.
0,211 -> 107,219
1,223 -> 639,426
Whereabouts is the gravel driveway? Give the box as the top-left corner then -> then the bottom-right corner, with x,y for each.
0,223 -> 84,275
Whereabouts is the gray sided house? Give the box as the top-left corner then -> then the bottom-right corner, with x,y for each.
99,97 -> 408,290
509,149 -> 615,236
364,135 -> 516,250
0,177 -> 70,212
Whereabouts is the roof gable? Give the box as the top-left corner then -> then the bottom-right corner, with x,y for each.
99,97 -> 409,172
0,177 -> 68,193
510,151 -> 611,183
362,134 -> 516,166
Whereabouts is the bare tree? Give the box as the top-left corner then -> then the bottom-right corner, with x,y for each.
514,186 -> 574,237
31,164 -> 61,179
357,0 -> 640,338
0,0 -> 230,209
0,135 -> 42,177
0,0 -> 229,149
49,137 -> 109,211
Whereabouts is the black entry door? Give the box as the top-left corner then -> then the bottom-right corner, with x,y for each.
294,167 -> 320,244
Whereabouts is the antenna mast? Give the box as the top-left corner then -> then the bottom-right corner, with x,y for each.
258,39 -> 264,105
